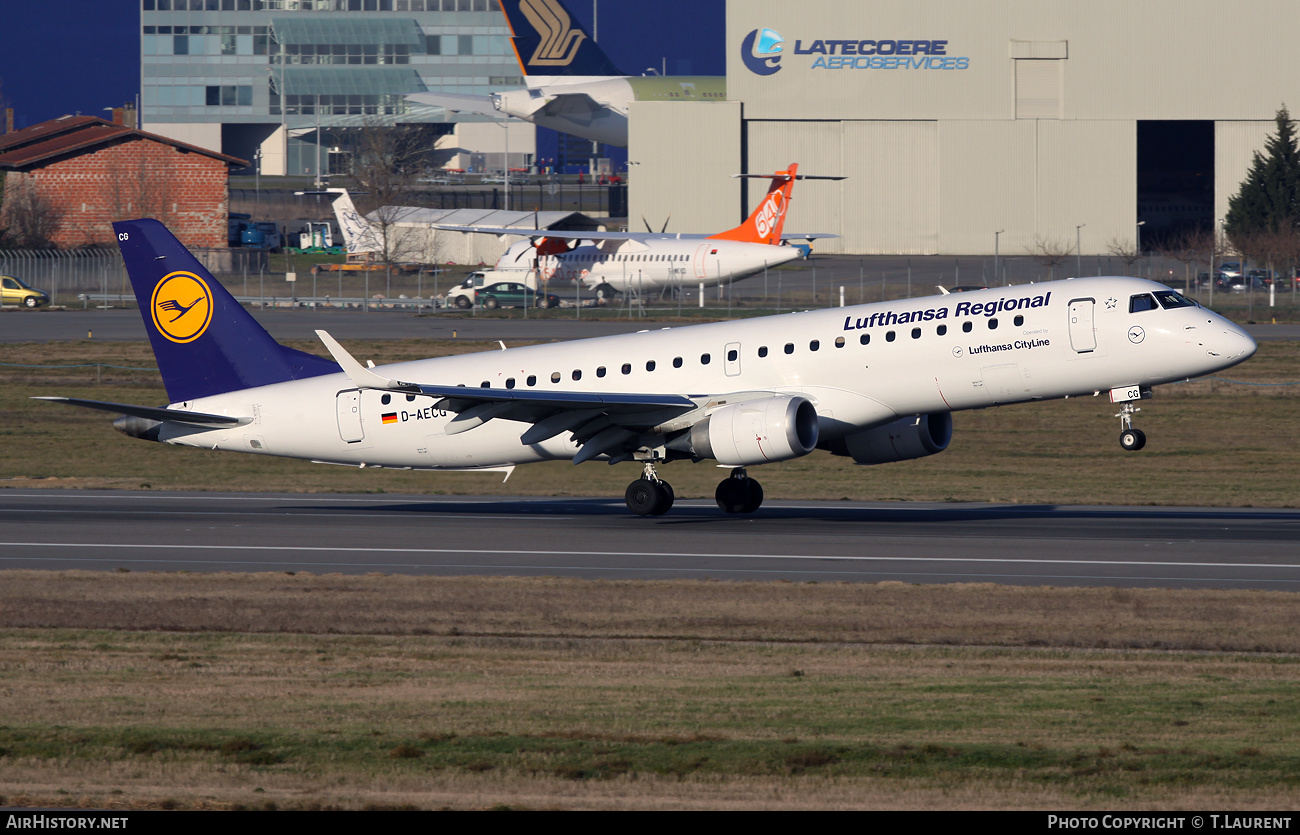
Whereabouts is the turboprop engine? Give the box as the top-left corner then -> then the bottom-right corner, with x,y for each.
826,413 -> 952,464
668,394 -> 819,467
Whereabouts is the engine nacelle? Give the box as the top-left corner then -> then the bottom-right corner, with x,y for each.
828,412 -> 952,465
676,395 -> 819,467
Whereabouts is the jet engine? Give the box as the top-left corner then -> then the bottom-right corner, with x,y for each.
826,412 -> 952,464
671,394 -> 819,466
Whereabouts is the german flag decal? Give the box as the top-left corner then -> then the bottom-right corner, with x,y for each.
382,412 -> 398,425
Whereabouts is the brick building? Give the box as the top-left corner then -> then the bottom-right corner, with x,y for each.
0,115 -> 247,249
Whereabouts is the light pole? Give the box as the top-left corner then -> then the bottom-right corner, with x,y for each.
1076,224 -> 1086,277
1136,220 -> 1146,277
994,229 -> 1004,285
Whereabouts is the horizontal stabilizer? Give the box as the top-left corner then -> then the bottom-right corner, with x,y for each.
405,91 -> 499,117
34,397 -> 251,426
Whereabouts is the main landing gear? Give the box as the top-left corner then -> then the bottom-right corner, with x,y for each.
715,468 -> 764,514
625,462 -> 675,516
1116,401 -> 1146,451
622,465 -> 766,516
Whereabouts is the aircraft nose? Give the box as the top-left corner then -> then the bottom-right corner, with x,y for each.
1204,321 -> 1256,363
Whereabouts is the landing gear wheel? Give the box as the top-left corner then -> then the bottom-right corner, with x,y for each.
625,478 -> 672,516
715,469 -> 764,514
1120,428 -> 1147,451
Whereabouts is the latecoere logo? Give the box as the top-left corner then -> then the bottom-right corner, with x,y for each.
741,28 -> 783,76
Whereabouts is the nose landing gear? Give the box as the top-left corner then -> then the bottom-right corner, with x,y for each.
1116,401 -> 1146,451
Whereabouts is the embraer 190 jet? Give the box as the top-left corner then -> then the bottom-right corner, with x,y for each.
41,220 -> 1256,516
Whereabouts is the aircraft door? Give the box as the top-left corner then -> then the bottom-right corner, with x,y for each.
336,390 -> 364,443
724,342 -> 742,376
1068,299 -> 1096,353
693,244 -> 714,279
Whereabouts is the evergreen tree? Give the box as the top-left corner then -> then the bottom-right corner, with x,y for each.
1224,106 -> 1300,247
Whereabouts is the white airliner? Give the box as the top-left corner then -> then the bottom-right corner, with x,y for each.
406,0 -> 726,148
41,219 -> 1256,516
440,164 -> 839,297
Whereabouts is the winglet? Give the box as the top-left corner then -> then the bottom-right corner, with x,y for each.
316,330 -> 418,392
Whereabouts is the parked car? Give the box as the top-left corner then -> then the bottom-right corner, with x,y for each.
476,281 -> 561,310
1,275 -> 50,308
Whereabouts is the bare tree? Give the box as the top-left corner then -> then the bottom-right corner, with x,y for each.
0,174 -> 60,248
1107,235 -> 1144,274
1161,228 -> 1215,289
1026,235 -> 1073,280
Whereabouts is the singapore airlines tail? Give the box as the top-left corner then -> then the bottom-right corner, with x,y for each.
708,164 -> 801,246
112,218 -> 339,404
499,0 -> 624,79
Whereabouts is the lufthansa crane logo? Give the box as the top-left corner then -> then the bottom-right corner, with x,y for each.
151,271 -> 213,343
741,28 -> 784,76
520,0 -> 586,66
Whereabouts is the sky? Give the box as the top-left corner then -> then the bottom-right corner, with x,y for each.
0,1 -> 725,131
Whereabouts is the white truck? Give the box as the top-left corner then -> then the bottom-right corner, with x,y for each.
445,269 -> 540,309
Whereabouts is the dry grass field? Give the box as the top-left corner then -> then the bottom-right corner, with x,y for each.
2,573 -> 1300,811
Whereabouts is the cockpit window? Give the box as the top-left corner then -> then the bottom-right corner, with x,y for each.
1129,294 -> 1158,313
1154,290 -> 1198,310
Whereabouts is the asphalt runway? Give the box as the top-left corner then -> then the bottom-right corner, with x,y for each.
1,490 -> 1296,590
3,308 -> 1298,344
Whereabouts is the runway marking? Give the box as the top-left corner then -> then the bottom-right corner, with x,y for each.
1,542 -> 1298,571
0,508 -> 573,522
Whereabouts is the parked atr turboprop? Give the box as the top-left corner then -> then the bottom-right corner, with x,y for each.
40,219 -> 1256,516
437,163 -> 840,297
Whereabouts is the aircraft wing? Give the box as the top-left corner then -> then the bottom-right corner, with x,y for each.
783,233 -> 840,240
316,330 -> 698,463
537,91 -> 608,117
405,92 -> 499,117
33,397 -> 251,426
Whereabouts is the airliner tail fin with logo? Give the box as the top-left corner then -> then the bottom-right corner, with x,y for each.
708,164 -> 802,246
113,218 -> 339,404
499,0 -> 624,78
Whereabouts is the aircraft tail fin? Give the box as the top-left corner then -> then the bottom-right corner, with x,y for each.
499,0 -> 624,77
708,163 -> 800,246
113,218 -> 340,404
324,188 -> 383,256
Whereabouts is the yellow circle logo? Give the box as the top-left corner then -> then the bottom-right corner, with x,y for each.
151,271 -> 213,344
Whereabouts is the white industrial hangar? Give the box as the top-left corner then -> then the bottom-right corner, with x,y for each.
627,0 -> 1300,257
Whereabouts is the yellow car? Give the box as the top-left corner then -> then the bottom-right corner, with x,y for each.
1,275 -> 50,308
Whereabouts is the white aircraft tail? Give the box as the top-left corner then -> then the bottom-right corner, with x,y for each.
323,188 -> 383,256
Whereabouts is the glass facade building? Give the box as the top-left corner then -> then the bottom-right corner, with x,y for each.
140,0 -> 523,175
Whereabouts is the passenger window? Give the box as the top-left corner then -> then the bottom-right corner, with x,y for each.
551,372 -> 561,383
596,366 -> 606,378
480,381 -> 490,387
406,394 -> 416,401
572,370 -> 581,381
988,318 -> 999,330
701,353 -> 711,365
758,346 -> 768,357
835,337 -> 845,348
381,394 -> 391,405
527,375 -> 536,386
962,321 -> 973,333
673,357 -> 683,368
506,378 -> 515,389
784,343 -> 794,354
1130,294 -> 1158,313
859,334 -> 870,345
621,363 -> 632,375
809,340 -> 819,351
646,360 -> 656,372
1013,315 -> 1024,326
937,324 -> 947,336
727,349 -> 738,361
886,331 -> 896,342
911,327 -> 921,339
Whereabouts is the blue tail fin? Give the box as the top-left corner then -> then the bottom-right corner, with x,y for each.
499,0 -> 624,77
114,218 -> 340,404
